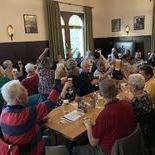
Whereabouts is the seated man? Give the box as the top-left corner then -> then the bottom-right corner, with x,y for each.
0,67 -> 64,155
74,59 -> 98,96
72,78 -> 136,155
139,65 -> 155,106
21,63 -> 39,96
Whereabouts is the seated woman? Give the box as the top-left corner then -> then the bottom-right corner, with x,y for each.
56,59 -> 78,107
2,60 -> 17,80
21,63 -> 39,96
93,51 -> 110,78
128,73 -> 154,141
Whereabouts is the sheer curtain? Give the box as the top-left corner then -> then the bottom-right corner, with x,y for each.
45,0 -> 64,62
151,0 -> 155,52
83,6 -> 94,53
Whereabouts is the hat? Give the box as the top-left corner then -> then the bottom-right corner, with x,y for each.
66,58 -> 77,70
25,63 -> 35,73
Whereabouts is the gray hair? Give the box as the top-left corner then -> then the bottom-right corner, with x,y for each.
128,73 -> 145,90
1,80 -> 22,104
3,60 -> 12,68
80,59 -> 90,68
99,78 -> 118,99
25,63 -> 35,73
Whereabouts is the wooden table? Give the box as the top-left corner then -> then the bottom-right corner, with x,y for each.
45,103 -> 103,141
45,83 -> 133,141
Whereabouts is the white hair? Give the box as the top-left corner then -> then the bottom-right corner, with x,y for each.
80,59 -> 91,68
3,60 -> 12,67
25,63 -> 35,73
128,73 -> 145,90
1,80 -> 22,104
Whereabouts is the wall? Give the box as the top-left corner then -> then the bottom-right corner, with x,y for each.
93,0 -> 153,58
0,0 -> 153,63
0,0 -> 153,41
0,0 -> 48,43
93,0 -> 153,38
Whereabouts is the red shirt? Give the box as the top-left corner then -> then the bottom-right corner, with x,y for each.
21,74 -> 39,96
92,99 -> 136,155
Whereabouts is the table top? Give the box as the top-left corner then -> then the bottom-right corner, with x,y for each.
45,103 -> 103,141
45,82 -> 133,141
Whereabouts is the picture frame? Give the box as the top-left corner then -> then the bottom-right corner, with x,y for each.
111,18 -> 121,32
23,14 -> 38,33
133,16 -> 145,30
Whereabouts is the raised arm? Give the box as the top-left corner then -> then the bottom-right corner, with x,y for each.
38,48 -> 49,62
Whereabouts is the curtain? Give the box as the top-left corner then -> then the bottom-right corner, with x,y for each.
83,7 -> 94,53
151,0 -> 155,52
45,0 -> 64,62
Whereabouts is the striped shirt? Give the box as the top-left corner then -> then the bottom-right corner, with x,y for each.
0,79 -> 61,155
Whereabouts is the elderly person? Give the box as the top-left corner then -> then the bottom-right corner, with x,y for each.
139,65 -> 155,106
2,60 -> 16,80
128,73 -> 154,145
72,78 -> 136,155
93,51 -> 110,77
128,74 -> 153,123
0,67 -> 64,155
21,63 -> 39,96
56,58 -> 78,107
36,48 -> 55,98
74,59 -> 99,96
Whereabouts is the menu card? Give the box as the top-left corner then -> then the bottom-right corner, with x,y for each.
63,110 -> 85,121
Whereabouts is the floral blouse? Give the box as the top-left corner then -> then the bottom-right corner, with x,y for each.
37,65 -> 55,95
56,87 -> 76,107
131,92 -> 153,120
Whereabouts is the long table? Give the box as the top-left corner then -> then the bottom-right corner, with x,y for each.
45,82 -> 133,141
45,103 -> 103,141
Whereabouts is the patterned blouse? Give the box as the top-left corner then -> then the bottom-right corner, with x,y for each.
131,92 -> 153,119
56,87 -> 76,107
37,65 -> 55,95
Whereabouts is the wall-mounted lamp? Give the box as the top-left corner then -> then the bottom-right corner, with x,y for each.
7,25 -> 14,41
125,25 -> 130,35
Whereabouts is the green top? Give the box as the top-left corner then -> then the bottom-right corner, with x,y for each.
0,76 -> 10,105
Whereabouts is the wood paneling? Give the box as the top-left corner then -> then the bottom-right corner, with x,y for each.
0,41 -> 49,65
94,35 -> 151,58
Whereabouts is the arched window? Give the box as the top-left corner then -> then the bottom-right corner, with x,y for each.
69,15 -> 84,57
69,15 -> 83,26
61,12 -> 84,58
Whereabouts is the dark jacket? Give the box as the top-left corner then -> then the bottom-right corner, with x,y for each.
74,71 -> 98,96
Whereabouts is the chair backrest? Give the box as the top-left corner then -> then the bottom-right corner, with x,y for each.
111,123 -> 148,155
45,145 -> 69,155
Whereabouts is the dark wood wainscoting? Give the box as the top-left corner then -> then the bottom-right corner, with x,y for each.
0,40 -> 49,65
94,35 -> 151,58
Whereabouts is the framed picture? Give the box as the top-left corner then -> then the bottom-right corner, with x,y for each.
23,14 -> 38,33
111,18 -> 121,32
133,16 -> 145,30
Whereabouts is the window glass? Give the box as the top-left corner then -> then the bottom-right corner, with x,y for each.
69,15 -> 83,26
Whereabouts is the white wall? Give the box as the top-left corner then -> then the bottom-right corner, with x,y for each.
0,0 -> 47,42
0,0 -> 153,43
93,0 -> 153,38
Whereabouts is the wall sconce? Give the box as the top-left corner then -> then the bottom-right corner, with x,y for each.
125,25 -> 130,35
7,25 -> 14,41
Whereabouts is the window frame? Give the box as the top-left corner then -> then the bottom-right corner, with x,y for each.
61,12 -> 85,57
